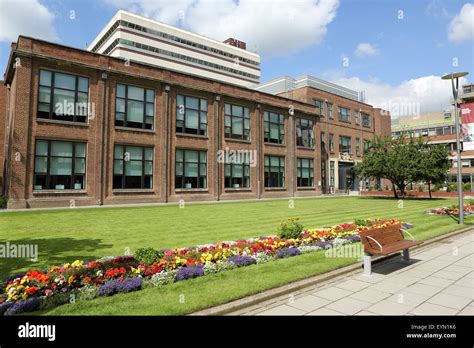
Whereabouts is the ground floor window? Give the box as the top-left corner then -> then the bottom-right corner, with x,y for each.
297,158 -> 314,187
225,158 -> 250,189
34,140 -> 86,190
264,155 -> 285,188
175,149 -> 207,189
113,145 -> 153,189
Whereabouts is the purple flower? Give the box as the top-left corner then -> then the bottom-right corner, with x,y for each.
3,273 -> 26,284
315,241 -> 331,249
0,302 -> 14,316
402,222 -> 414,229
98,277 -> 142,297
276,247 -> 301,258
175,265 -> 205,281
227,255 -> 256,267
343,235 -> 360,242
4,298 -> 41,316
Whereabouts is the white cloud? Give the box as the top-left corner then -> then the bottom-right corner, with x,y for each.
105,0 -> 340,56
448,3 -> 474,43
330,75 -> 467,117
0,0 -> 58,42
354,43 -> 379,57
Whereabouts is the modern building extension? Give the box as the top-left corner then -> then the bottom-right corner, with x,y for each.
0,12 -> 390,209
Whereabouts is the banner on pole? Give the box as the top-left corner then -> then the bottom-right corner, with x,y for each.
461,102 -> 474,151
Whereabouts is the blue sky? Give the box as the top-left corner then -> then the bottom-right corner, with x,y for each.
0,0 -> 473,114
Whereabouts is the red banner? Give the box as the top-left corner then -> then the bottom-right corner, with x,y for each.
461,102 -> 474,150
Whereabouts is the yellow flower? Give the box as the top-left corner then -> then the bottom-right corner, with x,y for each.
71,260 -> 83,268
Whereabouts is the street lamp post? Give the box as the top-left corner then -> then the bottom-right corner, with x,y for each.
441,72 -> 469,224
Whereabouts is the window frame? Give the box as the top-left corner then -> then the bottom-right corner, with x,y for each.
296,118 -> 314,148
329,133 -> 334,153
113,145 -> 153,189
327,103 -> 334,119
264,155 -> 285,188
264,111 -> 285,144
224,158 -> 250,189
296,158 -> 314,188
37,69 -> 89,123
34,139 -> 86,191
338,106 -> 351,123
361,112 -> 371,128
339,135 -> 352,154
115,83 -> 155,130
175,149 -> 208,189
224,103 -> 250,141
356,137 -> 361,156
176,94 -> 208,136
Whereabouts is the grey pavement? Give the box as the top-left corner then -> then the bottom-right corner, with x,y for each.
228,231 -> 473,316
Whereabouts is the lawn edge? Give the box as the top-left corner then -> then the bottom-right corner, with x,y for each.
190,225 -> 473,316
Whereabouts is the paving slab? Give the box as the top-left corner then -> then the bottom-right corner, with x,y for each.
287,295 -> 331,312
410,303 -> 458,315
428,293 -> 472,310
326,297 -> 372,315
257,304 -> 306,316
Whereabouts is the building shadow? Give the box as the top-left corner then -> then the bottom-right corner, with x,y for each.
0,237 -> 113,281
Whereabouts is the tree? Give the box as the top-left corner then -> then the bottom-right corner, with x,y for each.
354,135 -> 424,198
416,143 -> 450,198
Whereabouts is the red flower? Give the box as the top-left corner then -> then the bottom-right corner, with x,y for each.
25,286 -> 39,295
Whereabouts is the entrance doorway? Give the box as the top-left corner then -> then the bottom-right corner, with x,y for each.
338,162 -> 359,192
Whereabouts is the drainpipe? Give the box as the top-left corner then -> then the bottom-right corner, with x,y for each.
98,72 -> 108,206
256,103 -> 261,199
215,95 -> 221,201
163,85 -> 171,203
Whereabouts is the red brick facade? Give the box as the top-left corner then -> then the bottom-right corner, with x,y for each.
0,36 -> 391,209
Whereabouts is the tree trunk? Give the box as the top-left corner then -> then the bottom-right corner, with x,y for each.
428,182 -> 432,199
392,184 -> 398,199
399,184 -> 406,198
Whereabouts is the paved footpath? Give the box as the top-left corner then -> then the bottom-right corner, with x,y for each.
229,230 -> 473,316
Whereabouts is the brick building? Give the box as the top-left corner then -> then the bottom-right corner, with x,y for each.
0,35 -> 390,209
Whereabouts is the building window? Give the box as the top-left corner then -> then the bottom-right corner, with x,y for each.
34,140 -> 86,190
329,133 -> 334,152
327,103 -> 333,119
354,110 -> 360,125
224,104 -> 250,141
264,155 -> 285,188
113,145 -> 153,189
338,107 -> 351,123
356,138 -> 361,156
38,70 -> 89,123
115,84 -> 154,129
314,100 -> 324,116
176,95 -> 207,135
296,118 -> 314,148
436,127 -> 443,136
175,149 -> 207,189
329,161 -> 335,189
297,158 -> 314,187
339,136 -> 352,153
362,112 -> 371,128
264,111 -> 285,144
321,132 -> 326,152
364,139 -> 370,153
225,158 -> 250,189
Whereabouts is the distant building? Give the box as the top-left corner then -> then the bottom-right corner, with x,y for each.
391,83 -> 474,189
88,10 -> 261,87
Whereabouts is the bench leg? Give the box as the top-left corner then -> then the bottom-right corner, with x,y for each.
403,249 -> 410,263
363,255 -> 372,276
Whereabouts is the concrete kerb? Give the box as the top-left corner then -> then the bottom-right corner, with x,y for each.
190,226 -> 473,316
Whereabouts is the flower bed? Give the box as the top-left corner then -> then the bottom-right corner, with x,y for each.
0,218 -> 407,315
425,204 -> 474,216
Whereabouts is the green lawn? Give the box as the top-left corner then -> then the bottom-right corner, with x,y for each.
0,196 -> 470,315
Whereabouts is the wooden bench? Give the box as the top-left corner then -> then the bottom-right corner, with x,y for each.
359,223 -> 422,275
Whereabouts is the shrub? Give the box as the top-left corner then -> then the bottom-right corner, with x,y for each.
278,218 -> 304,240
175,266 -> 205,281
469,199 -> 474,206
354,218 -> 372,227
134,248 -> 163,265
418,184 -> 424,192
446,182 -> 457,192
433,183 -> 444,192
463,182 -> 471,192
276,247 -> 301,258
0,196 -> 7,209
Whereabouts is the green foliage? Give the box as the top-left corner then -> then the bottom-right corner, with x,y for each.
134,247 -> 163,265
354,218 -> 372,226
446,182 -> 457,192
418,185 -> 424,192
355,135 -> 450,198
463,182 -> 471,192
0,196 -> 7,209
468,199 -> 474,205
278,218 -> 304,240
433,183 -> 444,192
